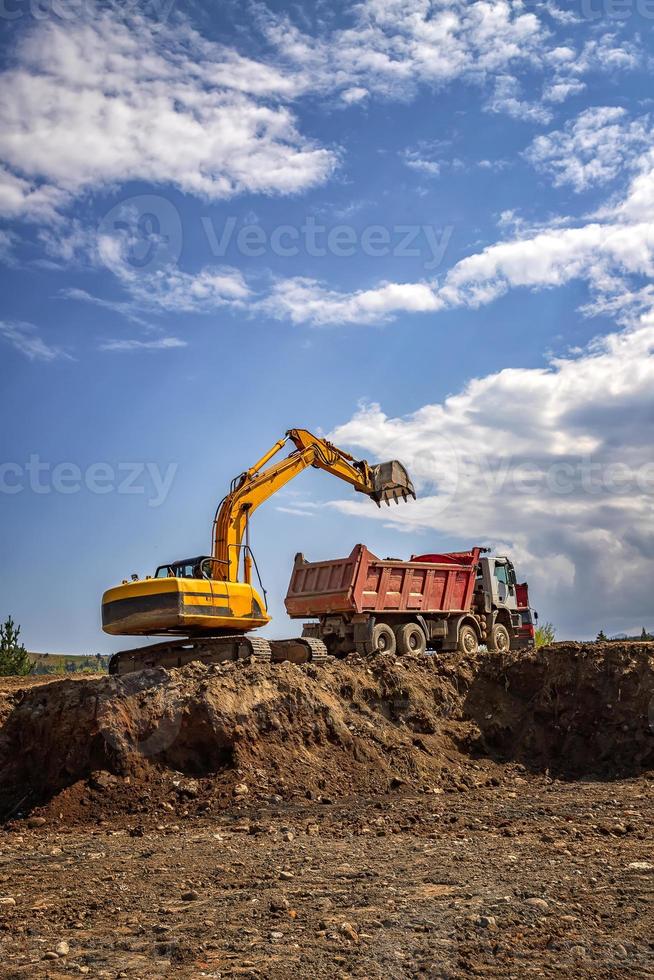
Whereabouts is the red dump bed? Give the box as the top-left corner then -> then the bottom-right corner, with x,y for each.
285,544 -> 481,618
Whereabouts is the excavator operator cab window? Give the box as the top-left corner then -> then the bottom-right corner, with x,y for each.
154,562 -> 192,579
154,558 -> 212,579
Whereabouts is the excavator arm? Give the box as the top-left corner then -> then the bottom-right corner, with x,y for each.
212,428 -> 415,584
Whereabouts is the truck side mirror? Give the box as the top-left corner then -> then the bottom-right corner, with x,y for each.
534,611 -> 539,622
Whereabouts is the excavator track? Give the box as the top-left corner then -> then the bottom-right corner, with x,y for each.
108,634 -> 329,677
244,636 -> 273,663
269,636 -> 330,665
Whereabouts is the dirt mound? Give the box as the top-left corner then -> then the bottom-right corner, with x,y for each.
0,642 -> 651,824
469,641 -> 654,776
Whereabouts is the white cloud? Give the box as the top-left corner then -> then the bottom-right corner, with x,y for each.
0,5 -> 642,225
264,144 -> 654,325
59,288 -> 150,326
66,213 -> 253,317
577,33 -> 641,73
542,79 -> 586,104
401,140 -> 453,177
265,0 -> 549,101
525,106 -> 651,192
265,2 -> 638,119
77,126 -> 653,328
328,314 -> 654,636
341,87 -> 369,105
262,276 -> 443,326
402,152 -> 442,178
98,336 -> 187,352
0,166 -> 68,221
545,4 -> 583,26
486,75 -> 553,123
0,321 -> 71,361
437,219 -> 654,309
0,14 -> 336,219
276,506 -> 317,517
477,158 -> 510,172
0,229 -> 16,264
67,262 -> 251,319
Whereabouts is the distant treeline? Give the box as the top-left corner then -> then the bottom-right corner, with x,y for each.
597,628 -> 652,642
29,652 -> 110,675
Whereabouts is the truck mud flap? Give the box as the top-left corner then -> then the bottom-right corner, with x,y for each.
353,618 -> 374,655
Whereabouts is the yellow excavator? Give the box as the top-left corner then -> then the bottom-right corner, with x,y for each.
102,428 -> 414,675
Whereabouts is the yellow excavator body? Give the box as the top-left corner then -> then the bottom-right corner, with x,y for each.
102,575 -> 269,637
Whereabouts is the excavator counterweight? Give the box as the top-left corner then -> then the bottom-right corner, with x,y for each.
102,429 -> 414,675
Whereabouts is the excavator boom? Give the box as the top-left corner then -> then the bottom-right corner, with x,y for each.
212,428 -> 415,584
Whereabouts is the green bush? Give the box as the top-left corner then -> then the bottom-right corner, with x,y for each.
0,617 -> 32,676
535,621 -> 556,649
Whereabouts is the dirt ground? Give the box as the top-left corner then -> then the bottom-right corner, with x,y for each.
0,643 -> 652,978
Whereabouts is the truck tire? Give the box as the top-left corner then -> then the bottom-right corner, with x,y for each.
457,624 -> 479,656
395,622 -> 427,656
371,623 -> 396,656
489,623 -> 511,653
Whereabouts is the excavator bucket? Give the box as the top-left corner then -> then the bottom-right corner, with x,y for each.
369,460 -> 416,506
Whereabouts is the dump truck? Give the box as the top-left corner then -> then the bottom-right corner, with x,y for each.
103,429 -> 415,675
285,544 -> 536,656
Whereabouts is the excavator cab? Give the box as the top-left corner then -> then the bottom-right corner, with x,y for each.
154,557 -> 217,580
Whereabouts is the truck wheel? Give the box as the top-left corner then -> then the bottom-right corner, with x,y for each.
457,624 -> 479,656
395,623 -> 427,656
371,623 -> 396,656
489,623 -> 511,653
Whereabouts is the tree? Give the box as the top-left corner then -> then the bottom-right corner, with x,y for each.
535,621 -> 556,649
0,617 -> 32,676
641,627 -> 652,641
597,630 -> 608,642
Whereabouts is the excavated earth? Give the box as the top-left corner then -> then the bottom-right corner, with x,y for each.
0,642 -> 652,977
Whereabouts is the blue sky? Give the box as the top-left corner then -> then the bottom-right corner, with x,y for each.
1,0 -> 653,651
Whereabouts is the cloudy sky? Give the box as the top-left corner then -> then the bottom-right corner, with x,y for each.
1,0 -> 653,651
